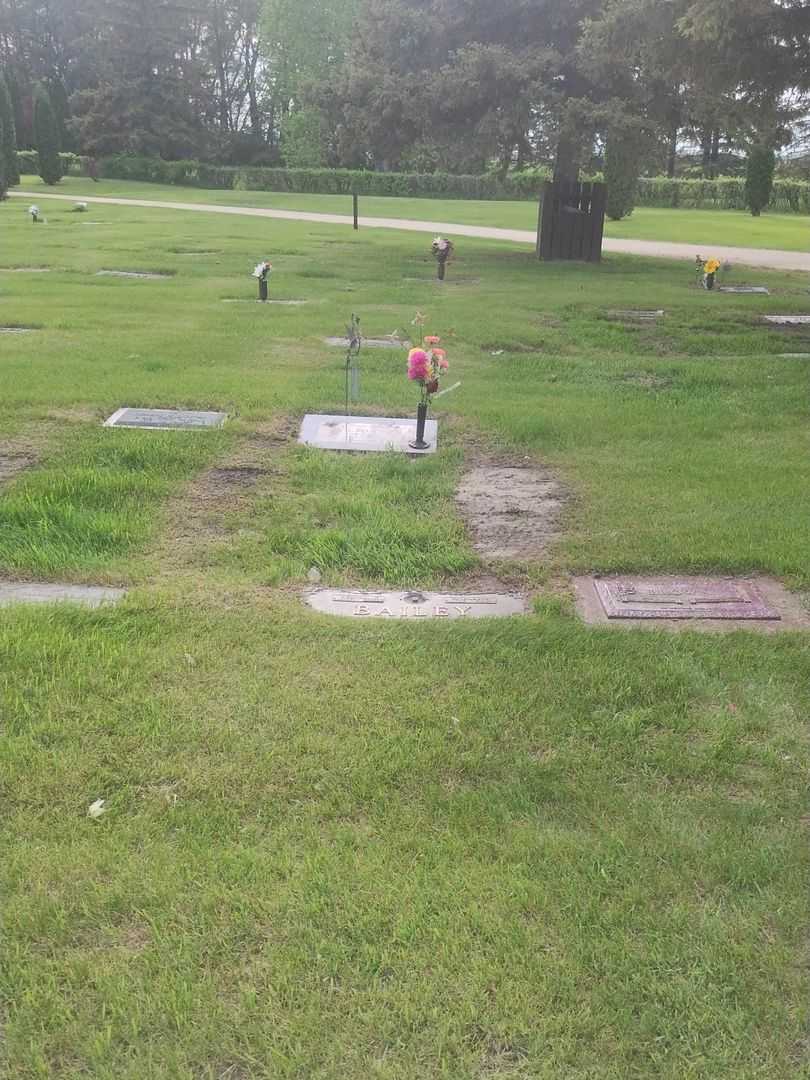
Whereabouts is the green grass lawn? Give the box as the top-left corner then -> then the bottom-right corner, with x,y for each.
17,173 -> 810,252
1,196 -> 809,1079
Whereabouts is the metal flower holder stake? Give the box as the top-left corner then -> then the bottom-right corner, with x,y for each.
344,314 -> 362,438
253,260 -> 272,302
408,330 -> 449,451
432,236 -> 454,281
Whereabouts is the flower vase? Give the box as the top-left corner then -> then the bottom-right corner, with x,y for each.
705,272 -> 715,291
437,259 -> 446,281
409,402 -> 430,450
258,277 -> 268,302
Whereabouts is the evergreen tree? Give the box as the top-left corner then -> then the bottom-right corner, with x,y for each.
0,72 -> 19,187
33,84 -> 63,185
744,144 -> 775,217
605,128 -> 639,220
0,113 -> 7,199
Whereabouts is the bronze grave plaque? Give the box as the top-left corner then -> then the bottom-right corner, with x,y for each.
594,576 -> 780,621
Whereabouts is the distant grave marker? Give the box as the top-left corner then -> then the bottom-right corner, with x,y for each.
718,286 -> 769,294
0,267 -> 50,273
607,309 -> 664,322
0,583 -> 126,608
305,589 -> 525,619
96,270 -> 172,280
104,408 -> 227,430
0,326 -> 36,334
763,315 -> 810,326
298,414 -> 437,454
324,336 -> 409,349
221,298 -> 308,305
593,576 -> 779,621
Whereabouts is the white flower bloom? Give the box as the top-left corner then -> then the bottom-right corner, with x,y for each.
28,205 -> 39,216
87,798 -> 107,819
252,260 -> 272,278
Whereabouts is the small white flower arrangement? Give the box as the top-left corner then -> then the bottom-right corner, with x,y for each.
73,201 -> 88,213
252,260 -> 272,279
28,204 -> 40,222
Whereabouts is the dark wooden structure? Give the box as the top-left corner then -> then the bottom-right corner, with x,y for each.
537,180 -> 607,262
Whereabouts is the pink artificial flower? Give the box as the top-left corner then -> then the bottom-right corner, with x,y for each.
424,335 -> 441,346
407,348 -> 430,381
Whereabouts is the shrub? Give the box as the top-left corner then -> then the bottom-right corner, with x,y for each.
745,145 -> 776,217
0,113 -> 6,199
33,84 -> 63,185
0,71 -> 18,187
604,131 -> 638,220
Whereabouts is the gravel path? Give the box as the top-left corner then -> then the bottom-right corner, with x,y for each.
12,190 -> 810,271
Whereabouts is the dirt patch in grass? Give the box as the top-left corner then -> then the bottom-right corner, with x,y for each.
456,461 -> 566,560
0,453 -> 36,486
152,418 -> 294,567
0,425 -> 59,488
620,372 -> 674,390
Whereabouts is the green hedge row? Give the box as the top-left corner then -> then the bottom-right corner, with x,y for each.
18,151 -> 810,212
636,176 -> 810,212
98,154 -> 550,199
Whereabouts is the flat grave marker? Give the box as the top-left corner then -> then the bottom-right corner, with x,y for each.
298,414 -> 437,454
96,270 -> 172,280
324,336 -> 410,349
592,576 -> 779,621
607,309 -> 664,322
0,267 -> 51,273
763,315 -> 810,326
104,408 -> 227,430
221,298 -> 308,306
305,589 -> 525,619
718,285 -> 769,294
0,583 -> 126,608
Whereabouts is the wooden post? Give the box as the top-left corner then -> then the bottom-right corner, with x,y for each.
353,193 -> 359,231
535,192 -> 544,259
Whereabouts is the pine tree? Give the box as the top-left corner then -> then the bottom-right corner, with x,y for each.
0,72 -> 20,187
744,144 -> 775,217
33,84 -> 63,185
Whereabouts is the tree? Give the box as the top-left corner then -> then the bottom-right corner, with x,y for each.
605,126 -> 639,219
0,69 -> 18,185
33,82 -> 61,183
744,144 -> 775,216
0,111 -> 7,197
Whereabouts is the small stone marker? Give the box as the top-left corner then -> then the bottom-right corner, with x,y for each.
0,583 -> 126,608
96,270 -> 171,280
305,589 -> 525,619
324,337 -> 409,349
299,414 -> 437,454
608,309 -> 664,321
0,267 -> 51,273
104,408 -> 227,430
718,286 -> 769,294
594,576 -> 779,621
221,298 -> 308,305
780,352 -> 810,358
763,315 -> 810,325
0,327 -> 35,334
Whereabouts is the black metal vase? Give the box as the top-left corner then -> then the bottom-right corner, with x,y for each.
705,271 -> 715,291
436,258 -> 446,281
258,277 -> 268,302
409,402 -> 430,450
